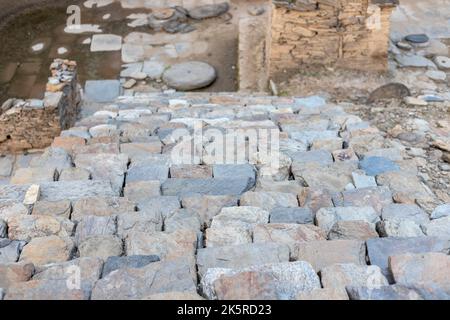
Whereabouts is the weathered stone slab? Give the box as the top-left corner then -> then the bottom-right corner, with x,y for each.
117,211 -> 163,236
212,164 -> 256,185
170,165 -> 212,179
253,223 -> 326,250
0,262 -> 34,290
102,255 -> 160,277
124,180 -> 161,203
125,229 -> 197,260
269,207 -> 313,224
5,279 -> 87,300
240,191 -> 298,210
33,257 -> 103,296
72,197 -> 135,221
196,243 -> 290,277
75,215 -> 116,244
181,195 -> 238,227
84,80 -> 120,102
19,236 -> 75,265
389,252 -> 450,298
320,263 -> 388,291
7,215 -> 75,242
346,285 -> 424,300
91,258 -> 197,300
422,216 -> 450,237
333,186 -> 393,214
381,204 -> 429,225
10,167 -> 56,185
164,209 -> 202,233
366,237 -> 450,280
59,167 -> 91,181
205,226 -> 252,247
90,34 -> 122,52
39,181 -> 119,201
161,178 -> 253,196
211,206 -> 270,230
293,240 -> 366,271
0,239 -> 25,263
78,235 -> 123,259
203,261 -> 320,300
126,164 -> 169,183
316,206 -> 379,234
136,196 -> 180,219
32,200 -> 71,219
329,221 -> 379,241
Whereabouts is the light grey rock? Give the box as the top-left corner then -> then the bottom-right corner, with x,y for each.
328,221 -> 379,241
78,235 -> 123,259
0,288 -> 4,300
205,225 -> 252,247
102,255 -> 160,277
124,181 -> 161,203
161,178 -> 253,196
381,204 -> 429,225
434,56 -> 450,70
201,261 -> 320,300
117,211 -> 163,236
320,263 -> 388,290
74,153 -> 128,193
0,239 -> 25,263
32,200 -> 71,219
346,285 -> 424,300
39,181 -> 119,201
422,216 -> 450,237
292,240 -> 366,272
188,2 -> 229,19
143,60 -> 165,79
137,196 -> 180,219
33,257 -> 103,297
164,209 -> 202,232
126,164 -> 169,183
240,191 -> 298,210
125,229 -> 198,260
351,172 -> 377,188
181,195 -> 238,227
431,204 -> 450,219
212,164 -> 256,186
75,215 -> 116,244
315,206 -> 379,234
376,219 -> 425,237
7,215 -> 75,242
211,206 -> 270,230
163,61 -> 216,91
366,237 -> 450,281
72,197 -> 135,221
0,156 -> 14,177
84,80 -> 121,102
291,150 -> 333,167
395,54 -> 437,68
270,207 -> 314,224
333,186 -> 393,214
90,34 -> 122,52
91,258 -> 197,300
5,279 -> 87,300
59,167 -> 91,181
196,243 -> 290,277
29,147 -> 72,172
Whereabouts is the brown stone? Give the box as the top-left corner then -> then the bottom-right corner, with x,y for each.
19,236 -> 75,265
0,262 -> 35,289
328,221 -> 379,241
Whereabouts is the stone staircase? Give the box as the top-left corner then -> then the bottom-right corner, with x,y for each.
0,91 -> 449,300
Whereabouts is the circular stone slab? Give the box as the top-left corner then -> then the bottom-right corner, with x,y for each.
163,61 -> 216,91
405,34 -> 429,44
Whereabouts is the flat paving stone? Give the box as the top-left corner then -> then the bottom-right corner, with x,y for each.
84,80 -> 121,102
90,34 -> 122,52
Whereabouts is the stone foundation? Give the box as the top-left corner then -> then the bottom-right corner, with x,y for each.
268,0 -> 398,77
0,59 -> 80,154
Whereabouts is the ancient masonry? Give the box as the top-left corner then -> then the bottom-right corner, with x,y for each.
268,0 -> 398,76
0,59 -> 80,154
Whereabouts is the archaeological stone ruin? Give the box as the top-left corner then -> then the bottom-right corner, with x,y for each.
0,0 -> 449,303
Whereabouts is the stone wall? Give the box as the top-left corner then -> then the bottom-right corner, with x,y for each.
268,0 -> 398,77
0,59 -> 80,154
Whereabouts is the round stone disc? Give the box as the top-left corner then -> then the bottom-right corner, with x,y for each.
163,61 -> 217,91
